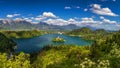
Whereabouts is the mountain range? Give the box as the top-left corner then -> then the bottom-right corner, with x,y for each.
0,19 -> 97,30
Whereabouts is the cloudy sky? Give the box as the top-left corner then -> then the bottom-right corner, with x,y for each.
0,0 -> 120,30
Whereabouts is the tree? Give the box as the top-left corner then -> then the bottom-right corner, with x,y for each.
0,32 -> 16,53
0,52 -> 30,68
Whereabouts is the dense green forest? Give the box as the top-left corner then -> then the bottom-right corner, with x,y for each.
67,27 -> 113,41
0,30 -> 47,38
0,33 -> 16,53
0,28 -> 120,68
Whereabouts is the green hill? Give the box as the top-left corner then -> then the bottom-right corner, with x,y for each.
0,32 -> 16,53
67,27 -> 93,35
94,29 -> 107,34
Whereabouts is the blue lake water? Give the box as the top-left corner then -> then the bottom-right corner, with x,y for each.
13,34 -> 92,53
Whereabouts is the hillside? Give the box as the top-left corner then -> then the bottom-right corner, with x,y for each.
67,27 -> 112,40
67,27 -> 93,35
1,30 -> 46,38
0,32 -> 16,53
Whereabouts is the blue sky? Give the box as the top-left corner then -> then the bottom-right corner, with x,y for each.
0,0 -> 120,30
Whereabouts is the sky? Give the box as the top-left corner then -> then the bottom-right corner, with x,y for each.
0,0 -> 120,30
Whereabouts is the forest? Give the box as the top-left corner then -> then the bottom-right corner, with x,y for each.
0,30 -> 47,38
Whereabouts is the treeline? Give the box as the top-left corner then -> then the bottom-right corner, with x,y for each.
67,27 -> 113,40
1,30 -> 47,38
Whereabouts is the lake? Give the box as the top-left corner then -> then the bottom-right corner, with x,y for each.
13,34 -> 92,53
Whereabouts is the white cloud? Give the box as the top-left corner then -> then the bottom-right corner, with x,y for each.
32,22 -> 39,24
44,19 -> 68,26
26,19 -> 32,22
34,17 -> 46,21
24,18 -> 29,20
43,12 -> 57,18
30,17 -> 34,19
103,19 -> 116,24
100,16 -> 117,24
7,14 -> 21,18
33,12 -> 58,21
64,6 -> 71,9
81,17 -> 93,21
80,17 -> 101,24
99,0 -> 116,2
76,6 -> 80,9
14,18 -> 23,22
7,15 -> 14,18
91,4 -> 101,9
43,17 -> 101,27
23,18 -> 32,22
68,18 -> 78,24
43,17 -> 78,26
71,17 -> 101,27
84,9 -> 88,11
100,16 -> 104,19
13,17 -> 33,23
68,18 -> 76,22
90,4 -> 118,16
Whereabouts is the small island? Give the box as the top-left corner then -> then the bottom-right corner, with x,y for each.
52,36 -> 66,42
